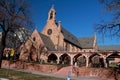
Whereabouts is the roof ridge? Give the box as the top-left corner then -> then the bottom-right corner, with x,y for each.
61,27 -> 81,48
99,45 -> 120,47
61,27 -> 78,38
78,36 -> 94,39
98,45 -> 120,50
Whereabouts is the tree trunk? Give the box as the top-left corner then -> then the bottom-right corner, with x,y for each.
114,69 -> 118,80
0,32 -> 7,68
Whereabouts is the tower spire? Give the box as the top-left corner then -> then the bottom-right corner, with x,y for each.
47,2 -> 56,21
51,4 -> 54,10
52,0 -> 55,6
51,0 -> 55,10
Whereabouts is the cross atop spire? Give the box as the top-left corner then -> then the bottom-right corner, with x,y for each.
50,3 -> 55,12
51,4 -> 54,10
52,0 -> 55,7
51,0 -> 55,10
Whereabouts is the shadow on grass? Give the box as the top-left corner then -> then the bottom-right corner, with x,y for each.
0,68 -> 65,80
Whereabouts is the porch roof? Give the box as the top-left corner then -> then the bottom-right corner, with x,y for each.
99,45 -> 120,51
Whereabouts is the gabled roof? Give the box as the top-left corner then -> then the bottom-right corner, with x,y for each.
61,27 -> 81,48
78,37 -> 94,49
39,33 -> 55,51
99,45 -> 120,51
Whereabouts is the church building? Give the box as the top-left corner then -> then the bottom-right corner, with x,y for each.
19,6 -> 120,68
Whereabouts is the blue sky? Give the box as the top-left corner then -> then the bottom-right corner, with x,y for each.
29,0 -> 120,46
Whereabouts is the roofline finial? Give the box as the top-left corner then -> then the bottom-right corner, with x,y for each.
94,32 -> 96,37
52,4 -> 54,9
52,0 -> 55,9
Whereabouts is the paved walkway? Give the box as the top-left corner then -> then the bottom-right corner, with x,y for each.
54,66 -> 76,76
2,67 -> 107,80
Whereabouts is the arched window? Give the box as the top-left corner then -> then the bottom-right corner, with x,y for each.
33,37 -> 36,41
50,11 -> 53,19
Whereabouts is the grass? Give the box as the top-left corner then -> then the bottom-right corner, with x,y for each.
0,68 -> 66,80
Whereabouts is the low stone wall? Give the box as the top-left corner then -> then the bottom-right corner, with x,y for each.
2,60 -> 62,73
76,67 -> 120,79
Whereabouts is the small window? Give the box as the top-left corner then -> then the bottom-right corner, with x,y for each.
47,29 -> 52,35
33,37 -> 36,41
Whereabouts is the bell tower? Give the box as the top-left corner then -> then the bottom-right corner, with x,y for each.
48,5 -> 56,22
42,5 -> 60,49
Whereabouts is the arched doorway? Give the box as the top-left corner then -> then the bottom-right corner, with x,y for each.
107,53 -> 120,68
74,53 -> 86,67
89,53 -> 104,67
48,53 -> 57,64
77,56 -> 86,67
59,53 -> 71,65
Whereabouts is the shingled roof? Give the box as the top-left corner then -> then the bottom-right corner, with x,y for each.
39,33 -> 55,51
78,37 -> 94,49
61,27 -> 81,48
99,45 -> 120,51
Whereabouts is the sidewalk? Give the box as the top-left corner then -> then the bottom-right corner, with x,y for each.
2,67 -> 106,80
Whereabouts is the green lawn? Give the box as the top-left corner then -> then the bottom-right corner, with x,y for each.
0,68 -> 65,80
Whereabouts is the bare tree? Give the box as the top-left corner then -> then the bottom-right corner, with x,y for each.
96,0 -> 120,37
37,44 -> 46,64
96,1 -> 120,80
0,0 -> 34,68
29,38 -> 46,63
